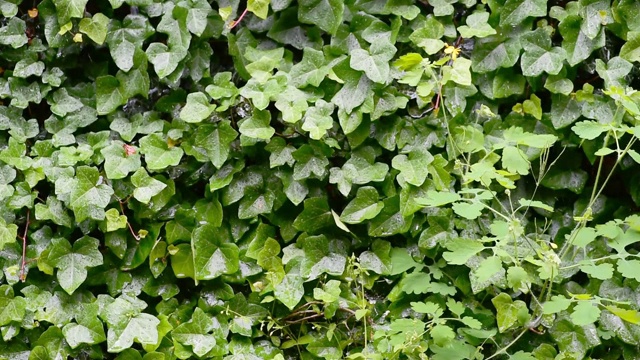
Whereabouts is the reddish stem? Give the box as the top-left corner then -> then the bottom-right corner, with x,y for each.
19,210 -> 30,282
229,7 -> 249,29
119,199 -> 140,241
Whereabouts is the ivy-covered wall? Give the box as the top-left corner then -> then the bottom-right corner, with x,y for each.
2,0 -> 640,358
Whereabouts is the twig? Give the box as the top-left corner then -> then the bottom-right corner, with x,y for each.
19,210 -> 30,282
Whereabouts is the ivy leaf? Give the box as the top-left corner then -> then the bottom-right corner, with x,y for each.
0,137 -> 34,171
471,36 -> 521,73
146,42 -> 183,79
492,293 -> 528,333
239,108 -> 275,140
0,17 -> 27,48
392,149 -> 434,187
0,217 -> 18,251
106,15 -> 154,72
96,75 -> 126,115
47,236 -> 103,294
52,0 -> 88,24
275,264 -> 304,310
350,41 -> 397,84
340,186 -> 384,224
458,12 -> 496,38
520,28 -> 567,77
68,166 -> 114,222
179,92 -> 215,123
248,0 -> 269,19
559,15 -> 605,66
302,100 -> 335,140
62,302 -> 106,348
139,133 -> 184,170
101,295 -> 160,353
192,224 -> 240,281
35,196 -> 73,228
289,48 -> 331,87
172,308 -> 218,357
499,0 -> 547,26
183,122 -> 238,168
79,12 -> 109,44
298,0 -> 343,34
293,197 -> 333,234
101,142 -> 141,180
131,168 -> 167,204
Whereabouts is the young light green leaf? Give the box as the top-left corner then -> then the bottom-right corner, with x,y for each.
139,134 -> 184,170
131,168 -> 167,204
180,92 -> 215,123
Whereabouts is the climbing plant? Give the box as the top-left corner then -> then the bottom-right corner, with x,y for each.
2,0 -> 640,358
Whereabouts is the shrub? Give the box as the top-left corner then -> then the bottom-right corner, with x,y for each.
2,0 -> 640,359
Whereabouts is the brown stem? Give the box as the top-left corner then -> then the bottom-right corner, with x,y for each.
284,313 -> 325,324
19,210 -> 30,282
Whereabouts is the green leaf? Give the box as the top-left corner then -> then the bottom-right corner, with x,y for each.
458,12 -> 496,38
492,293 -> 528,333
184,122 -> 237,168
442,238 -> 485,265
298,0 -> 343,34
572,120 -> 608,140
350,41 -> 397,84
67,166 -> 114,222
559,15 -> 605,66
302,100 -> 335,140
0,217 -> 18,251
192,224 -> 240,280
172,308 -> 218,357
579,262 -> 614,280
392,149 -> 434,187
101,295 -> 160,352
543,295 -> 572,314
35,196 -> 73,228
0,137 -> 33,171
101,142 -> 141,180
471,36 -> 521,73
340,186 -> 384,224
248,0 -> 269,19
289,48 -> 332,87
79,12 -> 109,44
616,259 -> 640,281
52,0 -> 88,24
131,168 -> 167,204
520,29 -> 567,76
0,17 -> 27,48
275,265 -> 304,310
62,302 -> 106,348
293,197 -> 333,234
239,108 -> 275,140
571,301 -> 601,326
96,75 -> 126,115
139,133 -> 184,170
146,42 -> 183,79
500,0 -> 547,26
179,92 -> 215,123
47,236 -> 103,294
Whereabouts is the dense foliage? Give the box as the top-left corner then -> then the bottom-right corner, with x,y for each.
4,0 -> 640,358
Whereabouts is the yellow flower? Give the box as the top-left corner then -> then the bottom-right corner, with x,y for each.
444,43 -> 461,61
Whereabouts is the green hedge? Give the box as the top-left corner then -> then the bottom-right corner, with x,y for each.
2,0 -> 640,358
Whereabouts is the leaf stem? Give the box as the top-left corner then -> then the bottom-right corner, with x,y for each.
19,209 -> 30,282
